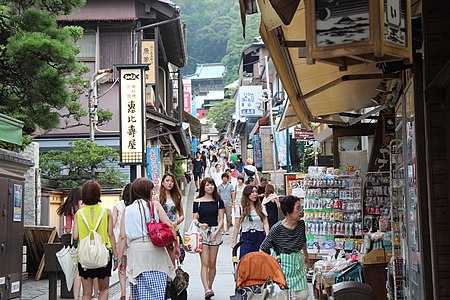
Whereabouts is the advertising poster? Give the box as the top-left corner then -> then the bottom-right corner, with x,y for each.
284,173 -> 306,197
275,128 -> 287,167
237,86 -> 264,118
146,146 -> 161,192
13,184 -> 22,222
339,150 -> 368,175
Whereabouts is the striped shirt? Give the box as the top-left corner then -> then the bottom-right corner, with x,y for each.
260,220 -> 306,254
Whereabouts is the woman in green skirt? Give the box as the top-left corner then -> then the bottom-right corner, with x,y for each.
260,195 -> 309,300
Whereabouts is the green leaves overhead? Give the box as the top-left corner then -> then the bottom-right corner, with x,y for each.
0,0 -> 87,135
177,0 -> 260,83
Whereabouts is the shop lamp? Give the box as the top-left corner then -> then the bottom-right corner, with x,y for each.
305,0 -> 412,68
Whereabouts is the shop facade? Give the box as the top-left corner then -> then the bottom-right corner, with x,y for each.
239,0 -> 449,298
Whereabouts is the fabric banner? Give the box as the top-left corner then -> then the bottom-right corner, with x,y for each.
275,128 -> 287,167
146,146 -> 161,192
252,134 -> 263,170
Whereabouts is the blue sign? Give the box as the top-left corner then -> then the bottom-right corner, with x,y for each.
275,129 -> 287,167
146,146 -> 161,192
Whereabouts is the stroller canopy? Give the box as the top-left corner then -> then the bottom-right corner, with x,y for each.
235,252 -> 287,289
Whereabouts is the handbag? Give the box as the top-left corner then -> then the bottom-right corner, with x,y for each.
143,200 -> 176,247
244,166 -> 256,177
183,221 -> 203,253
56,235 -> 78,290
246,277 -> 290,300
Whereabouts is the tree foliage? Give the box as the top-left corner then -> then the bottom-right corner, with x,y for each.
206,99 -> 235,138
177,0 -> 260,82
40,140 -> 126,188
0,0 -> 94,136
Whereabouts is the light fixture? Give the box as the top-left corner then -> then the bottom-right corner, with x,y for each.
269,0 -> 301,25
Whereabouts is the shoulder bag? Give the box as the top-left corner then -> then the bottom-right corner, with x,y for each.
142,200 -> 176,247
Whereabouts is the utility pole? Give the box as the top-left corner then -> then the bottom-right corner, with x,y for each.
265,56 -> 278,189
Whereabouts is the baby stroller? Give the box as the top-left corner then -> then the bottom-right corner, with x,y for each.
230,242 -> 290,300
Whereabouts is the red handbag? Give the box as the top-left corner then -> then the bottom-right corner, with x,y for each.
146,201 -> 176,247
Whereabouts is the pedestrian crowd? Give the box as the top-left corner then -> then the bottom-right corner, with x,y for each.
57,140 -> 309,300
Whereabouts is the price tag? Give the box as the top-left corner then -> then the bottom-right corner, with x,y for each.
386,0 -> 400,26
0,277 -> 5,285
11,281 -> 20,293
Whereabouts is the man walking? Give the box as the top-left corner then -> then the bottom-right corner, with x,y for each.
217,173 -> 235,235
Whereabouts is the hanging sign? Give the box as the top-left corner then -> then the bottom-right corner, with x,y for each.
141,40 -> 155,85
294,127 -> 314,140
183,79 -> 192,114
260,126 -> 275,171
237,86 -> 264,117
146,146 -> 161,192
117,64 -> 147,165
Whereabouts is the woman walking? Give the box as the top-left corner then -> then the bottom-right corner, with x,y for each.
232,185 -> 269,258
117,178 -> 177,300
262,184 -> 280,228
193,177 -> 225,299
155,173 -> 185,264
113,183 -> 131,300
260,195 -> 309,300
57,187 -> 82,300
73,181 -> 117,300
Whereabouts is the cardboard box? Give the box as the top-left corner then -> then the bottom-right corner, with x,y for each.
361,248 -> 386,264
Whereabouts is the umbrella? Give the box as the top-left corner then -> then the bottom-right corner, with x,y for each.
56,245 -> 78,290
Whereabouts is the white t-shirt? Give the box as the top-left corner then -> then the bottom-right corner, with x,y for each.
211,171 -> 223,187
235,206 -> 267,232
235,184 -> 245,204
113,200 -> 126,242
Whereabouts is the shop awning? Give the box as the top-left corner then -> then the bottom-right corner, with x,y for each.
256,1 -> 397,128
182,111 -> 201,138
249,115 -> 270,139
0,114 -> 23,145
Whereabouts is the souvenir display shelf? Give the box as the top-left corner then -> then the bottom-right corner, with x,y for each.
304,175 -> 364,252
388,137 -> 405,300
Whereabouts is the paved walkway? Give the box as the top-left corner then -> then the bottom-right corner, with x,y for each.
21,181 -> 314,299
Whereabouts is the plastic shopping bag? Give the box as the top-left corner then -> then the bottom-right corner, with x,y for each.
183,221 -> 203,253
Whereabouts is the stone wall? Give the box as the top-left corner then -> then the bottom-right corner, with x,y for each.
20,142 -> 41,226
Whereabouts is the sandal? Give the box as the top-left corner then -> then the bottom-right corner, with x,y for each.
205,289 -> 214,299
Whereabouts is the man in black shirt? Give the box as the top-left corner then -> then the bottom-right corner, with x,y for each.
257,177 -> 268,202
192,152 -> 204,192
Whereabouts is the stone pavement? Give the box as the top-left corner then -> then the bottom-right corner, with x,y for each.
21,181 -> 314,299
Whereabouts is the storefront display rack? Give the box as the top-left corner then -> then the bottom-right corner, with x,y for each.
304,175 -> 364,252
363,171 -> 391,235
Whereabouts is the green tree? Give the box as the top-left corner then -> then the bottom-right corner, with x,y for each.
206,99 -> 235,138
0,1 -> 111,145
222,14 -> 261,84
40,140 -> 126,188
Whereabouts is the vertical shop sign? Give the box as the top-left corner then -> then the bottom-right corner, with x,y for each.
260,126 -> 275,171
275,128 -> 287,167
118,65 -> 146,164
13,184 -> 22,222
141,40 -> 155,84
146,146 -> 161,192
183,79 -> 192,114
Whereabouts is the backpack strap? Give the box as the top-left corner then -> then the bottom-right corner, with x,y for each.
79,207 -> 106,231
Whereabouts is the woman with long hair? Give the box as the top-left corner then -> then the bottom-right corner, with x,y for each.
116,178 -> 178,300
232,185 -> 269,258
57,187 -> 82,300
262,184 -> 280,228
57,187 -> 82,234
193,177 -> 224,299
155,173 -> 185,264
73,181 -> 117,300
